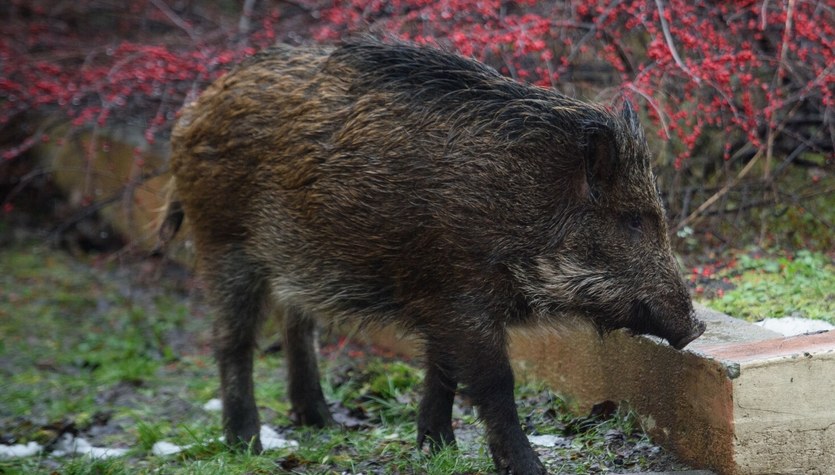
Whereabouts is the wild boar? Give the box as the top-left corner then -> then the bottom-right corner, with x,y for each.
160,37 -> 705,474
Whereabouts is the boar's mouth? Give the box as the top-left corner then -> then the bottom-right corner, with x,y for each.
629,301 -> 706,350
670,320 -> 706,350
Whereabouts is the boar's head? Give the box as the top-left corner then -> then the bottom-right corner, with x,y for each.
524,101 -> 705,350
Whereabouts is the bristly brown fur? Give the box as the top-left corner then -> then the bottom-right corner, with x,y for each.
164,37 -> 704,474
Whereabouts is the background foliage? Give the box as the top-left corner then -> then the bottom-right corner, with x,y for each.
1,0 -> 833,250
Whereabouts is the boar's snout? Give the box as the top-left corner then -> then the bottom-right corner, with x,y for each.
670,315 -> 706,350
632,302 -> 706,350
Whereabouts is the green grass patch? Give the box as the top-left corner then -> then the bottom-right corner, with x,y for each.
696,249 -> 835,322
0,242 -> 687,473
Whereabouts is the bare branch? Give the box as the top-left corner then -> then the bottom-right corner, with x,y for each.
653,0 -> 700,84
625,83 -> 670,138
675,149 -> 762,232
239,0 -> 258,37
765,0 -> 797,180
149,0 -> 198,41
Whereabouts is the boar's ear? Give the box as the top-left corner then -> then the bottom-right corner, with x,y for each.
621,100 -> 651,169
579,124 -> 618,201
621,100 -> 641,135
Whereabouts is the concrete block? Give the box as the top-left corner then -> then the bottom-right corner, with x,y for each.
359,304 -> 835,475
696,328 -> 835,474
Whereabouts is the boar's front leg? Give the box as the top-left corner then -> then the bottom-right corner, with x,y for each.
282,306 -> 333,427
207,248 -> 269,452
417,341 -> 458,451
451,331 -> 546,475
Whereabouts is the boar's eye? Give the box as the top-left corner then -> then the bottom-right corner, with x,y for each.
627,214 -> 643,233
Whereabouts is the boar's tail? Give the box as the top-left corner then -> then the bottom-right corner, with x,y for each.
150,181 -> 184,258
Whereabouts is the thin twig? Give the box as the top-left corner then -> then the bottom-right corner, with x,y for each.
760,4 -> 810,238
765,0 -> 797,181
696,185 -> 835,220
149,0 -> 198,41
674,149 -> 762,232
760,0 -> 771,30
653,0 -> 699,84
563,0 -> 623,68
239,0 -> 257,38
624,83 -> 670,138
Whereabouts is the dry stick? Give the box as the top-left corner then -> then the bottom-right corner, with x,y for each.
766,0 -> 797,181
149,0 -> 199,41
652,0 -> 745,130
653,0 -> 699,84
674,149 -> 763,233
784,188 -> 835,231
760,0 -> 772,30
782,63 -> 835,109
564,0 -> 623,67
625,84 -> 670,138
759,0 -> 796,243
239,0 -> 257,36
237,0 -> 258,51
695,185 -> 835,218
500,48 -> 519,81
677,86 -> 812,234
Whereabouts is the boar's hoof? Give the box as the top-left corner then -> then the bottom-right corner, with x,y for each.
491,449 -> 547,475
671,320 -> 707,350
227,433 -> 263,454
417,425 -> 456,453
497,458 -> 548,475
291,402 -> 333,428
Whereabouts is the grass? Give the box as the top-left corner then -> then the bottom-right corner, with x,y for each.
693,249 -> 835,323
0,242 -> 686,474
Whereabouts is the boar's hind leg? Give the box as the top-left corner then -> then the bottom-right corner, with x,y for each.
417,342 -> 457,451
455,335 -> 546,475
282,306 -> 332,427
208,248 -> 269,452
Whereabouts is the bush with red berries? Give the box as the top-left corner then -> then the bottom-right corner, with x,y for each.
1,0 -> 832,244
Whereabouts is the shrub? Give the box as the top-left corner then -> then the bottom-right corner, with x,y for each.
1,0 -> 831,247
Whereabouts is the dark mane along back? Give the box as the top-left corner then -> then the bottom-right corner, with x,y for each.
329,37 -> 522,101
328,38 -> 615,146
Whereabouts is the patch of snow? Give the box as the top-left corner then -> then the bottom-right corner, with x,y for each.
53,434 -> 128,459
528,434 -> 568,447
260,425 -> 298,450
755,317 -> 834,337
202,398 -> 223,412
0,441 -> 43,459
152,440 -> 188,456
151,425 -> 297,457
